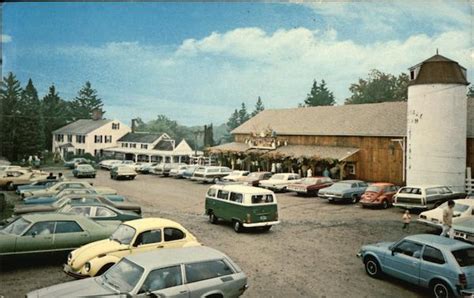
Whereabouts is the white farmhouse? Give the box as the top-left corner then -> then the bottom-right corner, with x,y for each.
103,132 -> 196,163
52,119 -> 131,159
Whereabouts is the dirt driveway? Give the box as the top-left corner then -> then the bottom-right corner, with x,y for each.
0,170 -> 434,297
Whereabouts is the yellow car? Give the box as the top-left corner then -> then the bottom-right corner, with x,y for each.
64,218 -> 201,278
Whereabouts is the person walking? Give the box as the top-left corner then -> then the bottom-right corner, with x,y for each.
402,210 -> 411,231
441,200 -> 455,238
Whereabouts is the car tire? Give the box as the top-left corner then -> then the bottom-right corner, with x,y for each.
261,225 -> 272,232
382,200 -> 389,209
430,279 -> 453,298
92,175 -> 96,178
96,263 -> 115,276
351,194 -> 358,204
213,177 -> 219,184
364,257 -> 381,278
233,220 -> 243,233
209,212 -> 218,224
6,182 -> 14,191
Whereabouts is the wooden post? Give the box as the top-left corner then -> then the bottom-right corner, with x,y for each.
338,161 -> 346,180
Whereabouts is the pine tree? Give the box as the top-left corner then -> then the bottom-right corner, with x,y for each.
42,85 -> 71,151
227,109 -> 240,130
0,72 -> 22,161
71,81 -> 104,119
16,79 -> 45,160
304,80 -> 336,106
238,102 -> 249,124
251,96 -> 265,117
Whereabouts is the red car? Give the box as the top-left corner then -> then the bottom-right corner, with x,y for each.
287,176 -> 333,196
359,182 -> 399,209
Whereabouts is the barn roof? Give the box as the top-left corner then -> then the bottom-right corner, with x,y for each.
232,101 -> 474,138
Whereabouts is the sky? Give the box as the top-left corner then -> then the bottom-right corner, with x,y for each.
2,1 -> 472,126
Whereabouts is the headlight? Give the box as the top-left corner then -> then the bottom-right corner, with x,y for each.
84,262 -> 91,272
67,253 -> 72,263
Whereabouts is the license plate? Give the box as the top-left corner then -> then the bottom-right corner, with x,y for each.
260,215 -> 267,220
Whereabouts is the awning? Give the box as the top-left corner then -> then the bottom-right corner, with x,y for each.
263,145 -> 359,161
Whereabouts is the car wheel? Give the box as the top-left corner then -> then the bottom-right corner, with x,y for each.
6,182 -> 14,191
213,177 -> 219,184
351,194 -> 358,204
233,220 -> 243,233
261,225 -> 272,232
382,200 -> 389,209
92,175 -> 96,178
364,257 -> 381,278
430,280 -> 452,298
209,212 -> 218,224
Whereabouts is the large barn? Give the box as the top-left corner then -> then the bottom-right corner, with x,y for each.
209,55 -> 473,188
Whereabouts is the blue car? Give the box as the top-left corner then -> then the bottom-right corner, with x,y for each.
318,180 -> 368,203
357,234 -> 474,297
23,188 -> 125,205
16,179 -> 59,195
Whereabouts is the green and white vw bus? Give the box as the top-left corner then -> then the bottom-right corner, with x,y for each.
205,185 -> 280,233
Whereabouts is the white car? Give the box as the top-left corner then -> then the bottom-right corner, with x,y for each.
169,165 -> 189,178
23,181 -> 117,198
258,173 -> 301,192
221,170 -> 250,183
417,199 -> 474,228
192,166 -> 232,183
99,159 -> 122,170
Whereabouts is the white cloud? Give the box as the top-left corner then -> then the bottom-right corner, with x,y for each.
1,34 -> 12,43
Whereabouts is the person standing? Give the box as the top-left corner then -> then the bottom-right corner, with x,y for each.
307,168 -> 312,177
402,210 -> 411,231
441,200 -> 455,238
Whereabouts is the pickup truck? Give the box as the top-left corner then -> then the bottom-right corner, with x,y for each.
392,185 -> 466,210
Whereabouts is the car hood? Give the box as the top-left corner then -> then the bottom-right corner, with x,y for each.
362,241 -> 393,253
453,219 -> 474,233
70,239 -> 129,270
27,276 -> 115,298
94,187 -> 117,195
14,204 -> 56,215
361,191 -> 382,201
420,208 -> 463,221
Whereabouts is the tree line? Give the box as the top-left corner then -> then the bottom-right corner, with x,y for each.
0,72 -> 104,162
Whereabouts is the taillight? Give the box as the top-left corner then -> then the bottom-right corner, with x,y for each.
459,273 -> 467,287
246,213 -> 251,223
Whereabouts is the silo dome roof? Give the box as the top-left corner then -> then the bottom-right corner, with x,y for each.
409,54 -> 469,86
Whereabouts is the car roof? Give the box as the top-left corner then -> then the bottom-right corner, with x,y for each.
212,184 -> 274,195
123,218 -> 184,230
336,180 -> 364,183
22,213 -> 85,221
400,185 -> 447,189
126,246 -> 227,268
405,234 -> 473,251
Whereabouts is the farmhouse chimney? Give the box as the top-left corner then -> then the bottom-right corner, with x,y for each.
131,119 -> 137,133
91,109 -> 104,121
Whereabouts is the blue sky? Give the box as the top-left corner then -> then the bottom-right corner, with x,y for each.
2,1 -> 472,126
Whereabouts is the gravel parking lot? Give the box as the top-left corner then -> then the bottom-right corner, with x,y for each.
0,169 -> 435,297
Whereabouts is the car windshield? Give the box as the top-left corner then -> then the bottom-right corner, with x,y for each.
331,182 -> 352,190
77,165 -> 93,170
1,217 -> 31,235
300,178 -> 318,185
102,259 -> 144,293
366,186 -> 382,192
110,224 -> 136,245
271,174 -> 285,180
452,248 -> 474,267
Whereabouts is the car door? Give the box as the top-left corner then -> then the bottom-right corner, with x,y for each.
419,245 -> 448,288
383,240 -> 422,284
136,265 -> 188,298
16,221 -> 55,253
184,259 -> 238,297
131,229 -> 164,254
52,220 -> 90,250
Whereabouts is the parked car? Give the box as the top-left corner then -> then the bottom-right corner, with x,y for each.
136,162 -> 157,174
64,158 -> 93,169
16,179 -> 60,195
393,185 -> 466,210
0,165 -> 21,172
192,166 -> 233,183
16,194 -> 141,215
205,184 -> 280,233
357,234 -> 474,298
0,169 -> 49,190
182,165 -> 199,179
169,165 -> 191,178
467,192 -> 473,199
453,217 -> 474,244
0,213 -> 119,257
242,171 -> 273,187
359,183 -> 400,209
72,164 -> 96,178
151,163 -> 186,177
64,218 -> 201,278
22,188 -> 125,205
418,199 -> 474,228
258,173 -> 301,192
58,203 -> 141,222
98,159 -> 122,170
221,171 -> 250,182
318,180 -> 368,203
110,166 -> 137,180
22,181 -> 117,198
287,176 -> 333,196
31,246 -> 248,298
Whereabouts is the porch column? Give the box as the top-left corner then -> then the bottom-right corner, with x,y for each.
148,155 -> 151,162
338,161 -> 346,180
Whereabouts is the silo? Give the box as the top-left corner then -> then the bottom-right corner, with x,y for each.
406,54 -> 469,192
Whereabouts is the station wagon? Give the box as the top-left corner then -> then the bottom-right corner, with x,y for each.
393,185 -> 466,210
193,166 -> 232,183
205,184 -> 280,233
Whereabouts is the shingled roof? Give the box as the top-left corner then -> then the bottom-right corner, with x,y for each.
52,119 -> 112,134
118,132 -> 163,144
232,101 -> 474,138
